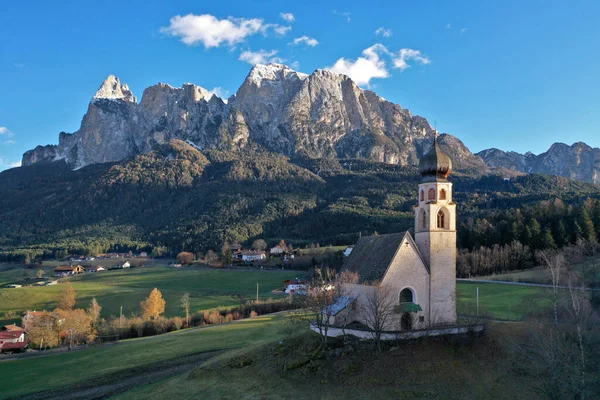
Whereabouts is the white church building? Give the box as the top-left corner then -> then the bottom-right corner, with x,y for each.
334,134 -> 457,331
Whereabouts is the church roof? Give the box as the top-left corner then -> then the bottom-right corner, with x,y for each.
343,232 -> 411,283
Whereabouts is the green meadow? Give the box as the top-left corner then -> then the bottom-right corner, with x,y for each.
0,265 -> 305,325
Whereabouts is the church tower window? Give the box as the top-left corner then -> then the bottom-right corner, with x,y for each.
420,190 -> 424,201
421,209 -> 427,229
440,189 -> 447,200
428,188 -> 436,201
437,209 -> 446,229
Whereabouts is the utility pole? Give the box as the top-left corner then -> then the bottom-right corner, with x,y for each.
256,283 -> 259,303
120,306 -> 123,331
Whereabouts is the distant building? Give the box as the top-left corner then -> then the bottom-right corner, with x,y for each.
0,331 -> 27,353
54,265 -> 85,277
85,266 -> 106,273
230,244 -> 243,252
139,252 -> 148,257
284,279 -> 307,294
240,250 -> 266,261
112,261 -> 130,269
270,245 -> 286,255
2,324 -> 24,332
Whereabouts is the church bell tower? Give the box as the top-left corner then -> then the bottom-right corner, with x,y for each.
414,133 -> 457,326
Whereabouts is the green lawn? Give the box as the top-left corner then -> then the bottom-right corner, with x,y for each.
456,281 -> 552,320
0,314 -> 288,398
0,266 -> 305,324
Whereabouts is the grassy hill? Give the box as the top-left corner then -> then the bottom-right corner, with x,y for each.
1,140 -> 599,261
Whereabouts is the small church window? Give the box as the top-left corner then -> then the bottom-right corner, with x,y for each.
399,288 -> 413,303
437,209 -> 446,229
420,190 -> 424,201
419,209 -> 427,229
440,189 -> 447,200
428,188 -> 436,201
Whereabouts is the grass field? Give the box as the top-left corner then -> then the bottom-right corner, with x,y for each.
456,281 -> 552,320
0,266 -> 306,325
0,314 -> 288,398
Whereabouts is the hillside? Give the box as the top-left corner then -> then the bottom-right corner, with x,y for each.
1,139 -> 600,259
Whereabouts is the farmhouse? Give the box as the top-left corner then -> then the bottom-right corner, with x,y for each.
270,245 -> 285,255
85,265 -> 106,273
54,265 -> 85,277
2,324 -> 24,332
240,250 -> 266,261
334,134 -> 457,331
0,331 -> 28,353
284,279 -> 307,294
111,261 -> 130,269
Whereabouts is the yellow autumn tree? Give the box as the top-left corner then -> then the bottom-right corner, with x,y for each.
140,288 -> 166,320
57,282 -> 76,310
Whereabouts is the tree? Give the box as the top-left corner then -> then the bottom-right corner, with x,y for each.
528,218 -> 542,249
540,228 -> 556,250
362,285 -> 397,353
36,269 -> 45,279
176,251 -> 194,265
300,268 -> 359,348
57,282 -> 76,310
252,239 -> 267,250
539,250 -> 564,324
220,243 -> 232,266
87,297 -> 102,330
140,288 -> 166,320
181,292 -> 190,327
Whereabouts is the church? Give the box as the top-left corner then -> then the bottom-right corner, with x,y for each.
335,134 -> 457,330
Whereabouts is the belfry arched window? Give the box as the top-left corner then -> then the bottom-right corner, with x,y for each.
420,190 -> 424,201
428,188 -> 436,201
437,209 -> 446,229
440,189 -> 447,200
420,209 -> 427,229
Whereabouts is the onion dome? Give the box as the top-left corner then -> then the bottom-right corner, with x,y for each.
419,133 -> 453,181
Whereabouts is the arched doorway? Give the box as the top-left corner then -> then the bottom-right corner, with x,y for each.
401,313 -> 412,330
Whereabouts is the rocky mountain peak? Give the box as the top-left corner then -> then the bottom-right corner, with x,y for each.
93,74 -> 137,103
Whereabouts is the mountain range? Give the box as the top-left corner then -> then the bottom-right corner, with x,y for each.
21,63 -> 600,184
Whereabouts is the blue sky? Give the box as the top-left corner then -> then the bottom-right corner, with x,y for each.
1,0 -> 599,170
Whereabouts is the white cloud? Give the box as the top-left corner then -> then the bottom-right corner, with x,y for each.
446,23 -> 452,29
160,14 -> 264,48
333,10 -> 351,23
280,13 -> 295,23
209,87 -> 230,102
461,28 -> 468,34
375,27 -> 392,37
391,48 -> 431,71
239,49 -> 283,65
0,127 -> 14,138
327,44 -> 389,86
270,24 -> 292,35
291,36 -> 319,47
289,60 -> 300,70
4,140 -> 16,145
11,161 -> 21,168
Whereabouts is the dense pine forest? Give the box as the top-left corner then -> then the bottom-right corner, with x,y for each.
1,140 -> 599,276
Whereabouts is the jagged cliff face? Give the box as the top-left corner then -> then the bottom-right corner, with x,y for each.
477,142 -> 600,184
23,63 -> 487,171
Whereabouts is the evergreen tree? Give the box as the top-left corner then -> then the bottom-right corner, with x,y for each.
540,228 -> 556,249
527,218 -> 542,249
593,200 -> 600,240
577,206 -> 597,242
555,220 -> 568,247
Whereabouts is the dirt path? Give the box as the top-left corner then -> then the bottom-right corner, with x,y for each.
9,350 -> 224,400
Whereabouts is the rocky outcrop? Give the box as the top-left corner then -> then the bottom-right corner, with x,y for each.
477,142 -> 600,183
23,63 -> 487,172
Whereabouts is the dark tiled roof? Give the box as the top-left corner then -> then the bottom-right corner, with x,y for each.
343,232 -> 408,283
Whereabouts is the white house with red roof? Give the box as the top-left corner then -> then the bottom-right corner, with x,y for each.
0,331 -> 28,353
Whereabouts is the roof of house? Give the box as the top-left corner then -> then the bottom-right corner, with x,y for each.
0,331 -> 24,339
54,265 -> 82,271
343,232 -> 411,283
3,324 -> 24,332
240,250 -> 265,255
85,265 -> 104,270
1,341 -> 28,350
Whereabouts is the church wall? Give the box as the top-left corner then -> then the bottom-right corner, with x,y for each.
423,231 -> 457,326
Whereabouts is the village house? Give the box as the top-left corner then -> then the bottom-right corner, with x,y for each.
54,265 -> 85,277
331,134 -> 457,331
284,279 -> 307,294
3,324 -> 24,332
0,330 -> 28,353
139,252 -> 148,257
270,245 -> 286,255
111,261 -> 130,269
85,265 -> 106,273
240,250 -> 266,262
230,244 -> 243,252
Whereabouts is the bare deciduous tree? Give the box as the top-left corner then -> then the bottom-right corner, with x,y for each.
362,284 -> 397,352
181,292 -> 190,327
539,250 -> 564,324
